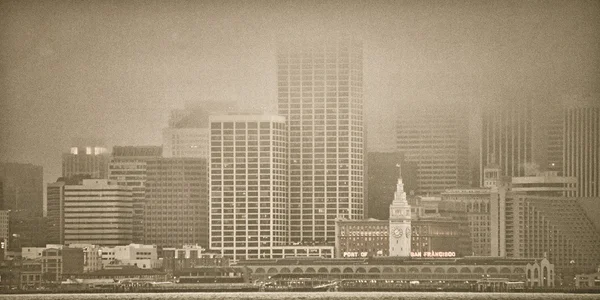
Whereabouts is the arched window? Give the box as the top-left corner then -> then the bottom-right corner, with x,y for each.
255,268 -> 265,274
434,267 -> 445,274
447,267 -> 458,274
343,267 -> 354,273
460,267 -> 471,273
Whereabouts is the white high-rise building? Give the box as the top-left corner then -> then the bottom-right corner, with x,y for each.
108,146 -> 162,243
277,38 -> 365,244
388,165 -> 411,257
209,114 -> 288,261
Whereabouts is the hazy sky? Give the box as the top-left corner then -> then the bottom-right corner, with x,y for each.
1,0 -> 599,184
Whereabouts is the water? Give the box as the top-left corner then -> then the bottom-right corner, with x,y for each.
0,292 -> 598,300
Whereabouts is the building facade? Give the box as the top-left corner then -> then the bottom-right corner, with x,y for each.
62,146 -> 109,179
439,188 -> 492,256
209,114 -> 288,261
510,171 -> 577,196
143,157 -> 208,248
100,243 -> 159,269
63,179 -> 133,246
563,105 -> 600,197
277,38 -> 365,244
395,108 -> 470,195
503,194 -> 600,284
108,146 -> 162,243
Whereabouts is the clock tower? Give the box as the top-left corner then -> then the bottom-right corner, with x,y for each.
389,163 -> 411,257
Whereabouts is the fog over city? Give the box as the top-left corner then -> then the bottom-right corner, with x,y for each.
1,0 -> 599,183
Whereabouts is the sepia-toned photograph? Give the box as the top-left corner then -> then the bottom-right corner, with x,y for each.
0,0 -> 599,299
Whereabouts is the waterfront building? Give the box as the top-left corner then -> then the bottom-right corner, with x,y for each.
575,266 -> 600,288
335,214 -> 470,259
388,166 -> 411,257
395,108 -> 470,195
209,114 -> 288,261
143,157 -> 208,248
67,244 -> 103,273
439,188 -> 493,256
162,244 -> 228,274
239,256 -> 555,288
62,145 -> 109,179
100,244 -> 159,269
108,146 -> 162,243
63,179 -> 133,246
502,194 -> 600,284
277,38 -> 365,244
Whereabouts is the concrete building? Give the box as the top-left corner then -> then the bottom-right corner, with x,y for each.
209,114 -> 288,261
108,146 -> 162,243
510,171 -> 577,196
100,244 -> 159,269
502,195 -> 600,284
563,105 -> 600,197
440,188 -> 493,256
277,38 -> 365,244
143,157 -> 208,248
63,179 -> 133,246
62,146 -> 109,179
395,108 -> 470,195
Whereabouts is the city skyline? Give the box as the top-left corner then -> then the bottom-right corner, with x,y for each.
1,0 -> 599,185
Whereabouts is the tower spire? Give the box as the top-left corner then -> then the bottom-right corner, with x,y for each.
393,163 -> 407,205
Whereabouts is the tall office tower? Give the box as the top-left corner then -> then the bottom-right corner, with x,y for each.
439,188 -> 493,256
62,145 -> 110,179
545,107 -> 564,173
481,99 -> 536,184
277,38 -> 365,244
144,157 -> 208,248
108,146 -> 163,243
563,105 -> 600,197
366,152 -> 417,220
396,108 -> 470,195
0,163 -> 43,217
63,179 -> 133,246
209,115 -> 288,261
502,194 -> 600,283
163,101 -> 236,158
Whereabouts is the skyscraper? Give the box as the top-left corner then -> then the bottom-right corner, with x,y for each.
563,105 -> 600,197
396,108 -> 470,195
480,100 -> 534,183
143,157 -> 208,248
108,146 -> 162,243
208,114 -> 288,261
277,38 -> 365,244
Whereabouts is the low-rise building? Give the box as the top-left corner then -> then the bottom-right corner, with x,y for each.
575,266 -> 600,289
239,256 -> 555,289
100,244 -> 160,269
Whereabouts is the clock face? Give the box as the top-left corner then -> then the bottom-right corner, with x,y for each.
405,227 -> 411,238
392,227 -> 403,238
